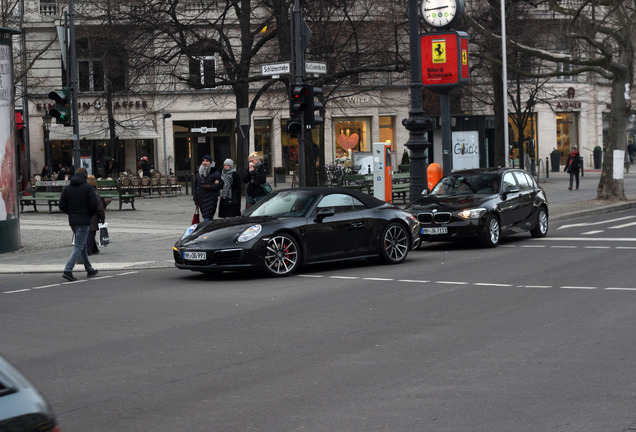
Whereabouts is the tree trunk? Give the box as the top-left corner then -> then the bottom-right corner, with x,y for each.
597,75 -> 628,200
492,70 -> 506,167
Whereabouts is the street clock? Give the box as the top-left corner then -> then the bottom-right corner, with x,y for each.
421,0 -> 465,29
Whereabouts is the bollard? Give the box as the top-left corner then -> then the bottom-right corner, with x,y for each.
427,163 -> 443,190
185,173 -> 190,195
545,157 -> 549,179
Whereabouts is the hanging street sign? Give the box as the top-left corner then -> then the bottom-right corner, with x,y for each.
305,61 -> 327,74
262,62 -> 291,76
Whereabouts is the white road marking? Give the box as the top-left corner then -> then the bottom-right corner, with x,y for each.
610,221 -> 636,229
582,230 -> 605,235
584,246 -> 611,249
436,281 -> 469,285
606,287 -> 636,291
523,285 -> 552,289
520,245 -> 546,248
363,277 -> 394,281
561,286 -> 597,290
329,276 -> 359,279
33,284 -> 60,290
398,279 -> 430,283
474,282 -> 513,287
551,245 -> 577,248
558,216 -> 636,230
299,274 -> 325,278
3,289 -> 31,294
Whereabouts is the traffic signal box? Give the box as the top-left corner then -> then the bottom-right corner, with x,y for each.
48,88 -> 72,126
287,84 -> 308,138
287,84 -> 324,137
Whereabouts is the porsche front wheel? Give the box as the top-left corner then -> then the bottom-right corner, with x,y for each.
263,234 -> 300,276
380,223 -> 410,264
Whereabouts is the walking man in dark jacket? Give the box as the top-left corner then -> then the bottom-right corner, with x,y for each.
59,167 -> 99,281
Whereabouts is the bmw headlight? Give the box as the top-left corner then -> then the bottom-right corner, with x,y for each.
238,224 -> 262,242
457,208 -> 487,220
181,224 -> 198,240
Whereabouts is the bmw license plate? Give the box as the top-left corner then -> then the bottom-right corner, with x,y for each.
184,251 -> 206,261
421,227 -> 448,235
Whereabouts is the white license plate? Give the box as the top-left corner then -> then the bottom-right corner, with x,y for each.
421,227 -> 448,235
184,251 -> 206,261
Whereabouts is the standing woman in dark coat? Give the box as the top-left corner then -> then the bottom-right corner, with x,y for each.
218,158 -> 241,218
193,154 -> 221,221
243,152 -> 267,209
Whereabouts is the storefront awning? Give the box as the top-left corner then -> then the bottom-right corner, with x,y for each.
49,119 -> 160,140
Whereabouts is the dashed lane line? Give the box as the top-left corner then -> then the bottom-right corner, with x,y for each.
2,271 -> 137,295
296,275 -> 636,292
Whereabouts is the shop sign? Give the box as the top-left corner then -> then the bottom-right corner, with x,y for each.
36,99 -> 148,112
421,31 -> 469,90
556,101 -> 582,110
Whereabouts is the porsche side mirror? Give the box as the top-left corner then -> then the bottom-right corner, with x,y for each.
420,188 -> 430,197
314,208 -> 335,223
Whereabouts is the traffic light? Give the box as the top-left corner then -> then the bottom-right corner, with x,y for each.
287,84 -> 310,138
305,86 -> 324,128
48,88 -> 72,126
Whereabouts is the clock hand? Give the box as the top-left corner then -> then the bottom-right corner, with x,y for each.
425,5 -> 448,10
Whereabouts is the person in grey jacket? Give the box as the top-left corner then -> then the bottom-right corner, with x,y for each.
59,167 -> 99,281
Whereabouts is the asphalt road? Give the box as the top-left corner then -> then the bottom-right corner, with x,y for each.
2,210 -> 636,431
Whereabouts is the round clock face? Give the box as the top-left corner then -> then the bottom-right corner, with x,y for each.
421,0 -> 464,28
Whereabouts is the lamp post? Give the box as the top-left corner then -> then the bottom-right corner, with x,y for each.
42,114 -> 52,179
162,109 -> 172,175
403,0 -> 433,198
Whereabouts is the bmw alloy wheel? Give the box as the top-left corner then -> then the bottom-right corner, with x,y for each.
264,234 -> 300,276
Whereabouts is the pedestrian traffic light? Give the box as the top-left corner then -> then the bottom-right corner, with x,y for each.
48,87 -> 72,126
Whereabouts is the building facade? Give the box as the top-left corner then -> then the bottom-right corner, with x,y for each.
14,0 -> 633,189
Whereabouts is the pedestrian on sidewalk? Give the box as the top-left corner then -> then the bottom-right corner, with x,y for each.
564,146 -> 582,190
193,154 -> 221,221
243,152 -> 267,210
86,175 -> 106,255
628,140 -> 635,164
218,158 -> 241,218
58,167 -> 99,281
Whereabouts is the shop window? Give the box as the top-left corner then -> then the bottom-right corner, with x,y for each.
379,116 -> 395,151
556,112 -> 579,164
333,118 -> 370,165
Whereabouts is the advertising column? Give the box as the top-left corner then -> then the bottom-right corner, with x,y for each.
0,28 -> 20,253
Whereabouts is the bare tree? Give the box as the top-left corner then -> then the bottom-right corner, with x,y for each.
467,0 -> 636,200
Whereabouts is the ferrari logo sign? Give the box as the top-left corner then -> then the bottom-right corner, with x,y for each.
421,31 -> 470,89
432,39 -> 446,63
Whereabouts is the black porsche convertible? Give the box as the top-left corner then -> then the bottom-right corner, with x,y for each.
173,187 -> 420,277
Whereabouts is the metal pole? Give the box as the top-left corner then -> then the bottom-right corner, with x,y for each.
68,0 -> 81,170
501,0 -> 509,167
403,0 -> 432,198
291,0 -> 306,187
440,92 -> 452,175
162,109 -> 167,174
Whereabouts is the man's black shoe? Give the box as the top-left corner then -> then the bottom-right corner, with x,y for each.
87,269 -> 99,277
63,272 -> 77,282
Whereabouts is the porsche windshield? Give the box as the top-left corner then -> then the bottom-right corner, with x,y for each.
431,173 -> 500,196
247,190 -> 318,218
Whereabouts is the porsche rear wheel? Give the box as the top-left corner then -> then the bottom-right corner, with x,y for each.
380,223 -> 410,264
264,234 -> 300,276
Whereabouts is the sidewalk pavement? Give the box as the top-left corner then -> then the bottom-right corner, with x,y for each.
2,169 -> 635,275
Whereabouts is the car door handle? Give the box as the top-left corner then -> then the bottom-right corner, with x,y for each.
351,222 -> 364,229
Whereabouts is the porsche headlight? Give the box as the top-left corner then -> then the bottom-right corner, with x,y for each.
181,224 -> 198,240
238,224 -> 262,242
457,208 -> 487,220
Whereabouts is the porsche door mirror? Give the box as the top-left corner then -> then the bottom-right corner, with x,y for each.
314,208 -> 335,223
